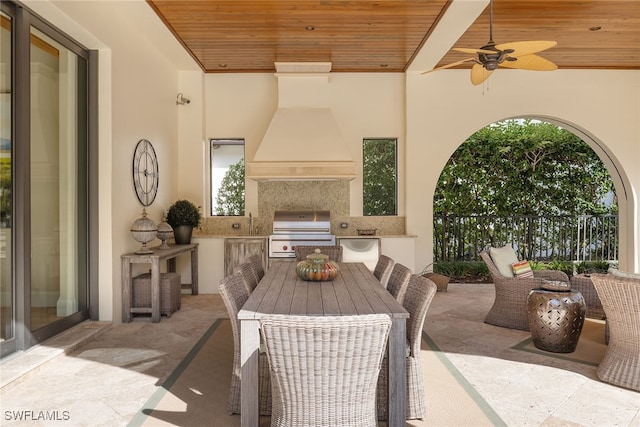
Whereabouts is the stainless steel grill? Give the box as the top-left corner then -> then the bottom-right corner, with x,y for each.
269,210 -> 336,258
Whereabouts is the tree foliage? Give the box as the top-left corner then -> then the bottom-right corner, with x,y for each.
0,158 -> 11,226
215,158 -> 245,216
363,139 -> 397,216
434,120 -> 616,217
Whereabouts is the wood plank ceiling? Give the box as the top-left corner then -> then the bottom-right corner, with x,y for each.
147,0 -> 640,73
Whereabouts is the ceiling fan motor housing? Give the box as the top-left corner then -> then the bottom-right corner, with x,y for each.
478,51 -> 502,70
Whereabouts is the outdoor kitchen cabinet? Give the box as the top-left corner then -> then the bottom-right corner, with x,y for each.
224,237 -> 267,277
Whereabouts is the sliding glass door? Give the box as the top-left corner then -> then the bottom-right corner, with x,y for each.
1,2 -> 95,357
29,27 -> 88,333
0,10 -> 14,349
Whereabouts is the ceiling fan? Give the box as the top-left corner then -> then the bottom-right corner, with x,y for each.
423,0 -> 558,85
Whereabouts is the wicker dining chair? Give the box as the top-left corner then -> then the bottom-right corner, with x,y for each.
377,274 -> 438,420
590,272 -> 640,392
260,314 -> 391,427
218,273 -> 272,415
294,245 -> 343,262
373,254 -> 395,289
245,254 -> 265,281
235,261 -> 259,294
480,249 -> 569,331
386,262 -> 412,304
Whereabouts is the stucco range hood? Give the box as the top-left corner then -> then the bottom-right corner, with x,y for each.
246,62 -> 357,181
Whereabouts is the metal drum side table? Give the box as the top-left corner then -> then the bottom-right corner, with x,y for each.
527,287 -> 586,353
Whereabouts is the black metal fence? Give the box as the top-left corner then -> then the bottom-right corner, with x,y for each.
434,214 -> 618,262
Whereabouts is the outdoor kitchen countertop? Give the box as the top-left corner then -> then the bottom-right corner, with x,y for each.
192,234 -> 269,239
191,233 -> 417,238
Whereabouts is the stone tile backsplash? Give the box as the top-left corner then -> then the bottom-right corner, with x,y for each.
198,180 -> 405,236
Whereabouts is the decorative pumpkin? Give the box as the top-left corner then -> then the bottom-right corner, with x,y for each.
296,248 -> 339,282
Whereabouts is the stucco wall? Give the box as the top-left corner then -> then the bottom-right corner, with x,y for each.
406,68 -> 639,272
197,72 -> 406,217
27,0 -> 199,321
198,68 -> 639,273
24,1 -> 640,322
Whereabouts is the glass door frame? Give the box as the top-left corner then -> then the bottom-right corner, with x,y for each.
0,1 -> 98,357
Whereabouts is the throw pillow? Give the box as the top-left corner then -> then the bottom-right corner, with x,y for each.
489,245 -> 519,277
512,260 -> 534,278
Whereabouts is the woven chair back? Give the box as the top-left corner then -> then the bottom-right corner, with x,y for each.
235,261 -> 259,294
219,273 -> 272,415
260,314 -> 391,427
295,245 -> 343,262
404,274 -> 437,356
245,254 -> 265,281
377,273 -> 437,420
590,273 -> 640,391
373,255 -> 395,288
387,263 -> 412,304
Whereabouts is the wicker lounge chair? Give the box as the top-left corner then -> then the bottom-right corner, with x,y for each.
480,249 -> 569,330
569,274 -> 606,319
386,262 -> 412,304
590,273 -> 640,392
260,314 -> 391,427
218,273 -> 271,415
294,245 -> 343,262
373,254 -> 394,288
377,274 -> 438,420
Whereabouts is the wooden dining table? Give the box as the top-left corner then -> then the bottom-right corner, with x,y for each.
238,260 -> 409,427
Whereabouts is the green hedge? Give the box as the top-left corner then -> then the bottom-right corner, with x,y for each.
529,260 -> 575,277
575,260 -> 614,274
433,260 -> 615,283
433,261 -> 490,283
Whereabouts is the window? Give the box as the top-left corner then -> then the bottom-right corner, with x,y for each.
363,138 -> 397,216
210,139 -> 245,216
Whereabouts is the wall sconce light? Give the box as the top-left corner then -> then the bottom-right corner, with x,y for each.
176,93 -> 191,105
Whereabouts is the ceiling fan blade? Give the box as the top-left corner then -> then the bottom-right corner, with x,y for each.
470,63 -> 493,86
495,41 -> 557,57
422,58 -> 477,74
453,47 -> 496,55
500,54 -> 558,71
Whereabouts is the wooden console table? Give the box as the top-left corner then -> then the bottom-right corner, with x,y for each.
122,243 -> 199,323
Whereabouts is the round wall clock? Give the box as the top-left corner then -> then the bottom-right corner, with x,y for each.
132,139 -> 159,207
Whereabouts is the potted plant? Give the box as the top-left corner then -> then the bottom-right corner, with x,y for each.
166,199 -> 202,244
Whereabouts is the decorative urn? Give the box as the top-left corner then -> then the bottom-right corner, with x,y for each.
156,211 -> 174,250
296,248 -> 339,282
130,208 -> 157,254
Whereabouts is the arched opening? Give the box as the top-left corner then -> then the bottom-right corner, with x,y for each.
526,115 -> 635,272
431,116 -> 632,278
